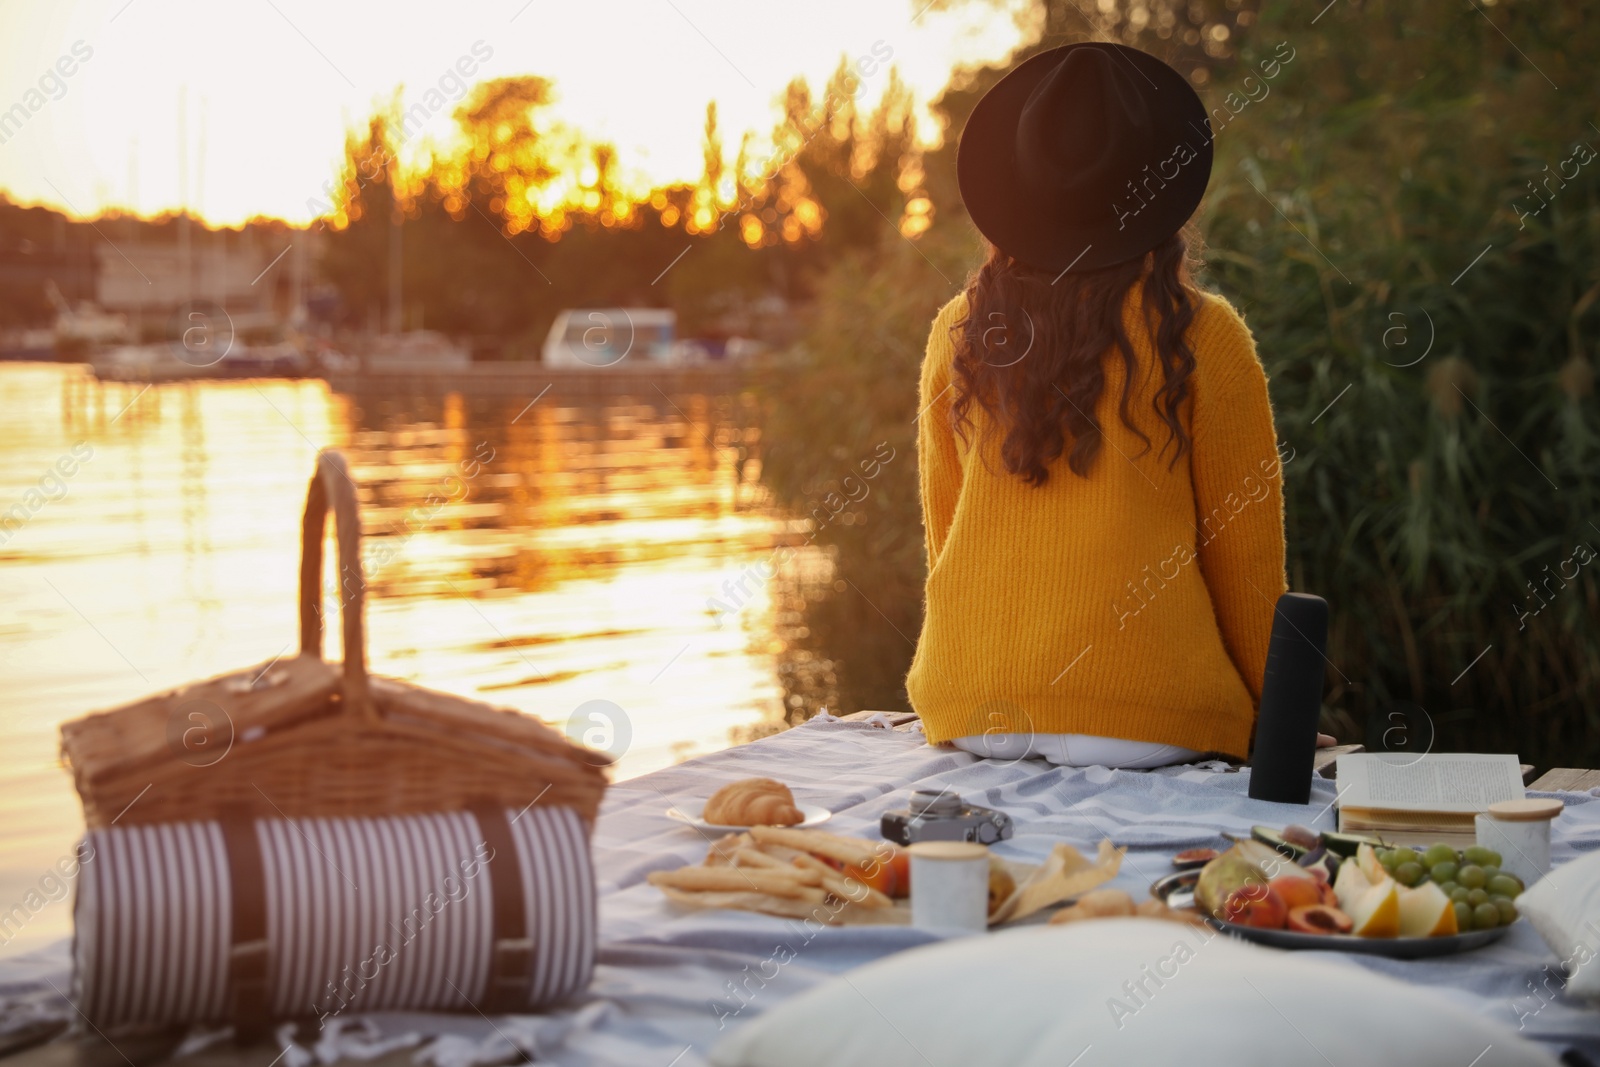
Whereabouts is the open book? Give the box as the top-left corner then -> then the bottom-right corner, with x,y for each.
1334,752 -> 1526,841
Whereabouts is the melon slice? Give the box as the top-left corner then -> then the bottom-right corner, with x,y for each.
1333,848 -> 1401,938
1355,842 -> 1389,884
1397,881 -> 1459,938
1333,845 -> 1376,899
1347,881 -> 1400,938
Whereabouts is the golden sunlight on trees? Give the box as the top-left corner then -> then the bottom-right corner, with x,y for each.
440,76 -> 573,236
312,54 -> 926,345
308,1 -> 1257,347
319,60 -> 923,253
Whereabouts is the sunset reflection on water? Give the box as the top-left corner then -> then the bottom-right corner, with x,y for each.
0,363 -> 819,955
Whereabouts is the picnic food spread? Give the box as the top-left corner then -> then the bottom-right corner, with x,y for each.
647,828 -> 909,923
1187,824 -> 1525,939
702,777 -> 805,827
654,783 -> 1531,963
649,824 -> 1123,926
1367,840 -> 1526,933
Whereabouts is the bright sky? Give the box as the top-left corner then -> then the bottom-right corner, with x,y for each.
0,0 -> 1026,227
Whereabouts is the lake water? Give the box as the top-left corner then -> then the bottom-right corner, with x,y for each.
0,362 -> 834,957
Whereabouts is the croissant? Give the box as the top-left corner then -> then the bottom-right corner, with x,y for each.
703,778 -> 804,827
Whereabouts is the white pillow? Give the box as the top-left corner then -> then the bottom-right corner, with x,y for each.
1520,848 -> 1600,1003
710,919 -> 1559,1067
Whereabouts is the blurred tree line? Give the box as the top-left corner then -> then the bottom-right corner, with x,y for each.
758,0 -> 1600,770
316,56 -> 918,354
0,200 -> 96,328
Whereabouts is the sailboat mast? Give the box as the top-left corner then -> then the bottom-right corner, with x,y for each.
178,87 -> 191,305
387,145 -> 402,334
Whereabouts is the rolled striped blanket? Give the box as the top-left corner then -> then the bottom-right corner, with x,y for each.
73,804 -> 594,1028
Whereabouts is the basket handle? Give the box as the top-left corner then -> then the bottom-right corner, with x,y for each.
298,450 -> 371,720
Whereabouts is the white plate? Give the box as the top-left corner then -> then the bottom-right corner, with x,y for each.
665,800 -> 833,834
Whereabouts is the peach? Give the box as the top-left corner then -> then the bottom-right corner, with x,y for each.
1268,874 -> 1324,912
842,860 -> 896,897
1287,904 -> 1354,935
1222,883 -> 1289,928
886,850 -> 910,898
844,846 -> 911,898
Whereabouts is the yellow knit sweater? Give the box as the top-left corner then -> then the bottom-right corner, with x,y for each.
906,286 -> 1288,760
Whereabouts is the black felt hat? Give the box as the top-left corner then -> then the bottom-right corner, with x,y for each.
957,42 -> 1213,275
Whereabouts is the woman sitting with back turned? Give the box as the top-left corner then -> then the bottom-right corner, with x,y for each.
907,41 -> 1311,769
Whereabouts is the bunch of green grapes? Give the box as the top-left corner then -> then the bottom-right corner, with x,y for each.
1375,844 -> 1524,932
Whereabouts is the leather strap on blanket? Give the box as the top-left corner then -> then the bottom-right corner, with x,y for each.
469,802 -> 533,1012
219,809 -> 271,1038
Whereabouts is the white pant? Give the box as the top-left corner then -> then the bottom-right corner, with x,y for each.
950,732 -> 1202,769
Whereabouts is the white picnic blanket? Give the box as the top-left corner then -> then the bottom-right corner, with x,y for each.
4,716 -> 1599,1064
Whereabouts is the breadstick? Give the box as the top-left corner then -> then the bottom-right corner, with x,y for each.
735,847 -> 788,870
791,853 -> 893,909
704,833 -> 751,867
788,852 -> 832,875
648,866 -> 824,900
750,841 -> 807,864
749,826 -> 879,867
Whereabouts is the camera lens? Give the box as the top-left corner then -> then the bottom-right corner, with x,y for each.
909,790 -> 962,817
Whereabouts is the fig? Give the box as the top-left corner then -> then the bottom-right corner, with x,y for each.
1299,846 -> 1341,886
1282,825 -> 1321,850
1287,903 -> 1353,935
1252,824 -> 1321,859
1172,847 -> 1219,870
1251,825 -> 1309,859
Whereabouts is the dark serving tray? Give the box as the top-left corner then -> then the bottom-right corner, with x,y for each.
1149,870 -> 1512,959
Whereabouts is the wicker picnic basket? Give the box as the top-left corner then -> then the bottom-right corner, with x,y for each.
58,451 -> 611,1030
59,450 -> 610,828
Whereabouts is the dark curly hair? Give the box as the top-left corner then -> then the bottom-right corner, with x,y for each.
950,225 -> 1204,486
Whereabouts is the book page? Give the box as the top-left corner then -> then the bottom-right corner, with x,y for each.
1335,752 -> 1525,814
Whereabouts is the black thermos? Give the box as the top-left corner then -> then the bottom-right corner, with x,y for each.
1248,592 -> 1329,805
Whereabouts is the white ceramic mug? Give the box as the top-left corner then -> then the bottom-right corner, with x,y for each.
909,840 -> 990,933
